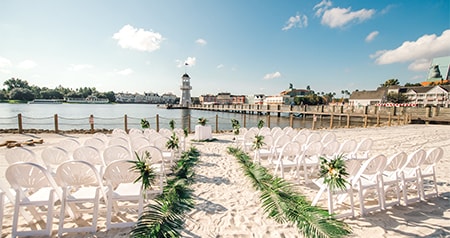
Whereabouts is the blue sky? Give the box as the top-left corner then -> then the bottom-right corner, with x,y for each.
0,0 -> 449,97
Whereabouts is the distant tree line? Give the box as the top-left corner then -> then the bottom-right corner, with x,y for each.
0,78 -> 116,102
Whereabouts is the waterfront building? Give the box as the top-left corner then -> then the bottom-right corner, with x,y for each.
247,94 -> 265,105
349,88 -> 387,106
161,92 -> 178,104
216,92 -> 232,105
405,85 -> 450,107
231,95 -> 246,104
263,95 -> 290,105
199,94 -> 217,105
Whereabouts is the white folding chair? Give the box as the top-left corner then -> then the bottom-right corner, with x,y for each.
351,154 -> 387,216
273,142 -> 301,179
351,138 -> 373,159
41,146 -> 70,174
103,160 -> 144,230
5,147 -> 36,165
336,139 -> 357,158
73,145 -> 105,175
103,145 -> 132,166
135,146 -> 165,192
311,177 -> 355,218
130,136 -> 151,152
84,137 -> 106,151
56,160 -> 106,236
258,127 -> 271,136
108,136 -> 130,149
321,141 -> 340,160
297,141 -> 323,183
320,132 -> 336,145
382,152 -> 407,209
242,129 -> 259,152
253,135 -> 274,164
93,132 -> 109,143
6,162 -> 62,237
420,147 -> 444,199
400,149 -> 426,205
55,138 -> 81,155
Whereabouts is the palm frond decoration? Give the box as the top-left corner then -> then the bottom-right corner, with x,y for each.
166,132 -> 179,151
141,118 -> 150,129
257,119 -> 265,129
318,155 -> 349,192
198,117 -> 207,126
129,151 -> 156,192
227,147 -> 351,238
130,147 -> 199,238
252,135 -> 265,150
183,127 -> 189,137
169,119 -> 176,131
231,119 -> 240,135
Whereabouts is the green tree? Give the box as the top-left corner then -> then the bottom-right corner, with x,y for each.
381,78 -> 400,87
40,89 -> 64,99
103,91 -> 116,102
386,92 -> 409,103
3,78 -> 31,91
9,88 -> 35,101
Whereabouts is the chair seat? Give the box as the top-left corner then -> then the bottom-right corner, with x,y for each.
22,188 -> 55,205
112,183 -> 142,198
67,187 -> 99,201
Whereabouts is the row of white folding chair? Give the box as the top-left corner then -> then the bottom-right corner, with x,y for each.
4,157 -> 163,237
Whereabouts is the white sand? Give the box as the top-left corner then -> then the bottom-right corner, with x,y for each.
0,124 -> 449,237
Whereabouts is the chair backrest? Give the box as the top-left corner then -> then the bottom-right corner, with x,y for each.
130,136 -> 151,151
84,137 -> 106,150
305,133 -> 321,146
384,152 -> 407,173
5,147 -> 36,164
274,134 -> 291,149
55,138 -> 81,153
282,126 -> 293,134
259,135 -> 274,149
297,128 -> 311,137
112,128 -> 127,135
93,132 -> 108,143
354,154 -> 387,184
270,126 -> 282,135
128,128 -> 143,135
352,138 -> 373,158
108,136 -> 130,148
135,146 -> 164,164
144,128 -> 157,137
103,160 -> 139,188
302,141 -> 323,157
159,128 -> 172,138
279,142 -> 301,158
292,133 -> 308,145
322,140 -> 340,158
402,149 -> 426,171
6,162 -> 59,192
56,160 -> 103,188
73,145 -> 103,166
337,139 -> 357,156
41,146 -> 70,171
321,132 -> 336,144
244,128 -> 258,140
103,145 -> 132,165
151,136 -> 169,151
423,147 -> 444,166
258,127 -> 271,136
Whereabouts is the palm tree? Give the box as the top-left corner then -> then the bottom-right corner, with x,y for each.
381,78 -> 400,87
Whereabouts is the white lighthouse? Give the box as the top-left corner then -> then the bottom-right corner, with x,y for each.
180,73 -> 192,108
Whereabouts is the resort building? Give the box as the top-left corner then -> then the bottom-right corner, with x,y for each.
405,85 -> 450,107
349,88 -> 387,106
247,94 -> 265,105
199,94 -> 217,105
232,95 -> 246,104
216,92 -> 233,105
161,93 -> 177,104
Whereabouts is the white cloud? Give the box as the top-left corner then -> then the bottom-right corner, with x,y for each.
17,60 -> 37,69
371,29 -> 450,71
0,56 -> 12,68
113,24 -> 164,52
320,7 -> 375,28
282,13 -> 308,31
263,71 -> 281,80
116,68 -> 133,76
313,0 -> 332,17
408,58 -> 431,72
365,31 -> 379,42
196,38 -> 207,46
216,64 -> 224,69
177,57 -> 196,68
68,64 -> 93,71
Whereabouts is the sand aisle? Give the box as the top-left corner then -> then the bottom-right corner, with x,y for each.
0,124 -> 449,237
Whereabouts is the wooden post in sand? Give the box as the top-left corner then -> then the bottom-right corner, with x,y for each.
329,114 -> 334,129
289,113 -> 294,128
89,115 -> 94,133
346,114 -> 350,128
312,114 -> 316,130
364,115 -> 368,128
376,112 -> 380,127
124,114 -> 128,132
18,113 -> 23,134
266,114 -> 271,128
156,114 -> 160,132
54,114 -> 59,133
243,114 -> 247,128
215,114 -> 219,133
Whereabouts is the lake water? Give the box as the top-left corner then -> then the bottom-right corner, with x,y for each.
0,103 -> 342,131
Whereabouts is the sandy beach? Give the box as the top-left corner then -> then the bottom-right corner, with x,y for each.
0,124 -> 449,237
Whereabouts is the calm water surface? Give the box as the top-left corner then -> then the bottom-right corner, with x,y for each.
0,103 -> 339,131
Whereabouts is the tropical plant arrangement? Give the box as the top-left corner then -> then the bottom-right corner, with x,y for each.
169,119 -> 176,131
252,135 -> 265,150
231,119 -> 240,135
130,147 -> 200,237
198,117 -> 208,126
183,127 -> 189,137
318,155 -> 349,191
140,118 -> 150,129
166,132 -> 180,151
257,119 -> 264,129
227,147 -> 351,238
129,151 -> 156,193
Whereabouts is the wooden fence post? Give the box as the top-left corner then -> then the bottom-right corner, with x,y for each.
289,113 -> 294,128
156,114 -> 160,132
18,113 -> 23,134
346,114 -> 350,128
54,114 -> 59,133
243,114 -> 247,128
312,114 -> 316,130
267,114 -> 271,128
188,114 -> 191,133
124,114 -> 128,132
364,115 -> 368,128
89,115 -> 94,133
329,114 -> 334,129
215,114 -> 219,133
